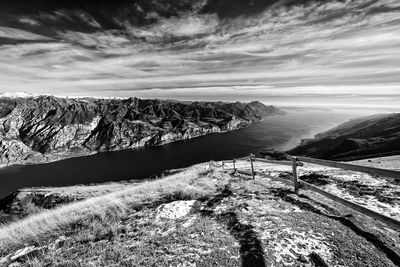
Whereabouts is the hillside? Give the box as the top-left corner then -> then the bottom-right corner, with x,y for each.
289,113 -> 400,161
1,158 -> 400,266
0,96 -> 284,167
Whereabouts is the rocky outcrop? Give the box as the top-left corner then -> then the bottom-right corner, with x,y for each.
155,200 -> 200,220
0,188 -> 85,224
0,96 -> 284,167
0,180 -> 145,224
289,113 -> 400,161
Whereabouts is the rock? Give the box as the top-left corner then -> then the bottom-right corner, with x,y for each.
156,200 -> 201,220
0,189 -> 84,217
0,96 -> 284,167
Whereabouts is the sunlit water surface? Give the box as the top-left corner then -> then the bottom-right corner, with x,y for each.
0,109 -> 363,198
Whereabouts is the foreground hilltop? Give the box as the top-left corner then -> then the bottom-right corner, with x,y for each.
0,96 -> 284,167
1,158 -> 400,266
290,113 -> 400,161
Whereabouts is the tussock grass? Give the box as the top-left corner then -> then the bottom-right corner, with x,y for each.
0,165 -> 224,254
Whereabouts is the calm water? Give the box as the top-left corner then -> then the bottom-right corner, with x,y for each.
0,109 -> 360,198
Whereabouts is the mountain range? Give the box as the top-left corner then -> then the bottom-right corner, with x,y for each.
0,95 -> 284,166
289,113 -> 400,161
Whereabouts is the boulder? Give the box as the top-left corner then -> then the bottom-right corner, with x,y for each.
156,200 -> 200,220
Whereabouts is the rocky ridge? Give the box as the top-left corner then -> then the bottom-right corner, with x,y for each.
0,96 -> 284,167
289,113 -> 400,161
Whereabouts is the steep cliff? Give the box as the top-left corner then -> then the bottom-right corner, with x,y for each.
0,96 -> 284,166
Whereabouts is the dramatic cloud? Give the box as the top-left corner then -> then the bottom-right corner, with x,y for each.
0,0 -> 399,109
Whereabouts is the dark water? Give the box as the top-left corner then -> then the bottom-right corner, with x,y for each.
0,110 -> 359,199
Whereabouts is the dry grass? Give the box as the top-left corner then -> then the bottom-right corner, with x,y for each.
18,181 -> 143,198
23,212 -> 241,266
0,164 -> 225,254
1,161 -> 399,266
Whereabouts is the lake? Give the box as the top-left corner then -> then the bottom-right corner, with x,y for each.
0,109 -> 361,199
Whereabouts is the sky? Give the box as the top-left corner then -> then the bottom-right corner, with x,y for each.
0,0 -> 400,110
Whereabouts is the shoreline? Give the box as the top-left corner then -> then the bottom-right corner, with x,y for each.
0,95 -> 284,170
0,118 -> 261,170
1,110 -> 377,199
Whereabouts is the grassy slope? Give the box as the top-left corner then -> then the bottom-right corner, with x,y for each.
0,180 -> 152,224
0,165 -> 220,250
1,160 -> 400,266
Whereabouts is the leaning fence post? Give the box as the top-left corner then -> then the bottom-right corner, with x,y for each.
233,159 -> 236,172
250,154 -> 255,179
292,157 -> 299,193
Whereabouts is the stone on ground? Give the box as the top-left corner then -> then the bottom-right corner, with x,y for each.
156,200 -> 200,220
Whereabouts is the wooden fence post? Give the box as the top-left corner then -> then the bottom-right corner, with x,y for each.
251,154 -> 400,230
233,159 -> 236,172
292,156 -> 299,193
250,154 -> 255,179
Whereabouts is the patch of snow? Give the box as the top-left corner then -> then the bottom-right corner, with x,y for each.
0,92 -> 35,98
0,91 -> 135,100
323,184 -> 400,220
267,228 -> 333,265
279,206 -> 303,213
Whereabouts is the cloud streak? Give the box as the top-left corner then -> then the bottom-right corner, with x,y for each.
0,0 -> 399,109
